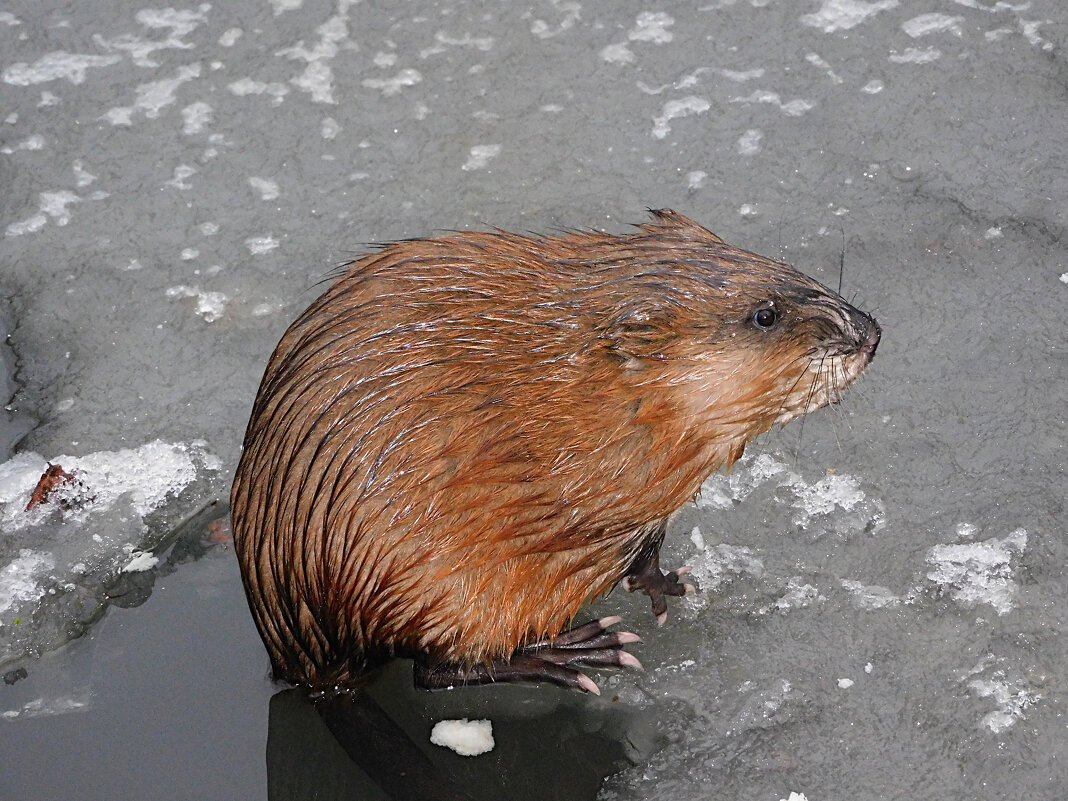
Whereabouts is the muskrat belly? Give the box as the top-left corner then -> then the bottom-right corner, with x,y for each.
350,538 -> 637,668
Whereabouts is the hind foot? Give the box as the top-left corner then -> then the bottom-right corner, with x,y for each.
413,616 -> 642,695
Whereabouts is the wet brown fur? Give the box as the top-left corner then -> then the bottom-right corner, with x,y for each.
230,210 -> 879,689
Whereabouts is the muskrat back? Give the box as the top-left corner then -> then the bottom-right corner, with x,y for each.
231,209 -> 879,691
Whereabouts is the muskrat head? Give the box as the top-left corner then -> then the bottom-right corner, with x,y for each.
715,269 -> 881,428
597,211 -> 880,447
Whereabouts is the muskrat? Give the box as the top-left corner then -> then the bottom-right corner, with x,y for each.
231,209 -> 879,694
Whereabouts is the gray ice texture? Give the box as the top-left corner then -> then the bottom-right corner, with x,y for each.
0,1 -> 1065,800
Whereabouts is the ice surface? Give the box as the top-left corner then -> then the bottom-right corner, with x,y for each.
1,0 -> 1064,798
430,718 -> 494,756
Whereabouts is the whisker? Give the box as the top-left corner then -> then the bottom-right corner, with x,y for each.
838,225 -> 845,296
792,353 -> 826,466
777,355 -> 815,421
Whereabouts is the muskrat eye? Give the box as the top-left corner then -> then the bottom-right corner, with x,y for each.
752,306 -> 780,330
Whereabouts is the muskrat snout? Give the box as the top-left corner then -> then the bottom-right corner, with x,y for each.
854,312 -> 881,359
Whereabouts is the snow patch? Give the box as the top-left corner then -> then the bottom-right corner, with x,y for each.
0,551 -> 56,616
276,2 -> 357,104
419,31 -> 495,60
219,28 -> 242,47
165,285 -> 228,322
960,656 -> 1040,733
362,68 -> 423,96
430,719 -> 494,756
529,2 -> 581,39
0,134 -> 45,153
72,160 -> 96,187
93,5 -> 210,68
270,0 -> 303,15
926,527 -> 1026,615
5,191 -> 80,237
737,128 -> 763,155
228,77 -> 289,104
889,47 -> 941,64
805,52 -> 843,84
628,12 -> 674,44
1,695 -> 90,720
248,176 -> 280,201
801,0 -> 900,33
103,63 -> 202,126
903,13 -> 964,38
181,101 -> 212,135
729,90 -> 813,116
840,579 -> 901,609
2,52 -> 122,86
760,578 -> 824,614
651,96 -> 710,139
321,117 -> 341,139
164,164 -> 197,190
792,474 -> 866,517
600,43 -> 635,64
461,144 -> 501,171
121,551 -> 159,573
246,235 -> 280,254
1,440 -> 207,531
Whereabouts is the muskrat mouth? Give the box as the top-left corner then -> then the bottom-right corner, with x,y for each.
776,347 -> 870,425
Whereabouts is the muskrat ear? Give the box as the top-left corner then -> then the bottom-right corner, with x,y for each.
600,299 -> 679,365
641,209 -> 725,244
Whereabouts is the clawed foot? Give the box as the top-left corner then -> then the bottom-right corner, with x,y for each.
413,616 -> 642,695
623,557 -> 694,626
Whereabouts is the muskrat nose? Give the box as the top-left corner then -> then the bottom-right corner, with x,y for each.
857,314 -> 881,356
